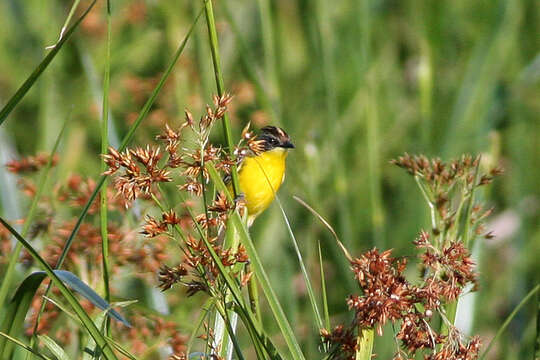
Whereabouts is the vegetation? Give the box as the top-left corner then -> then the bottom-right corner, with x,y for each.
0,0 -> 538,359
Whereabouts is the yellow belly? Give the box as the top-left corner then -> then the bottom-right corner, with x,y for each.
237,148 -> 288,219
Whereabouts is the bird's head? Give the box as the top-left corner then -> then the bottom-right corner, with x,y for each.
257,126 -> 295,152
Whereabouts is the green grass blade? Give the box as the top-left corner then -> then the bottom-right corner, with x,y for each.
36,2 -> 204,294
479,284 -> 540,360
186,299 -> 213,355
104,336 -> 139,360
536,290 -> 540,360
202,0 -> 240,197
176,189 -> 282,359
292,196 -> 352,262
275,196 -> 323,330
229,211 -> 304,360
51,270 -> 130,327
100,0 -> 112,335
219,0 -> 280,125
0,332 -> 53,360
38,335 -> 70,360
207,163 -> 305,360
41,296 -> 81,325
0,272 -> 46,358
0,218 -> 119,360
0,0 -> 97,127
0,116 -> 69,312
83,310 -> 106,360
355,328 -> 374,360
318,241 -> 330,331
45,0 -> 81,49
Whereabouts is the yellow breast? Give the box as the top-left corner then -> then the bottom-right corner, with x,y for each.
237,148 -> 288,220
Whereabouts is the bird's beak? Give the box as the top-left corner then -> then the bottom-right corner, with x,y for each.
281,140 -> 295,149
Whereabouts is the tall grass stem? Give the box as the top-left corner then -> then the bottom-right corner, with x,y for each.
202,0 -> 240,197
100,0 -> 112,335
479,284 -> 539,360
0,118 -> 68,310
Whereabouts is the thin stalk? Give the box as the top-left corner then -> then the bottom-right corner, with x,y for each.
0,118 -> 68,309
0,219 -> 118,360
247,265 -> 262,324
29,7 -> 204,345
275,194 -> 323,330
45,0 -> 81,49
414,176 -> 440,246
215,216 -> 244,357
234,305 -> 269,359
207,163 -> 304,360
199,137 -> 211,239
179,191 -> 282,359
202,0 -> 240,197
186,298 -> 213,355
202,4 -> 245,355
355,328 -> 374,360
364,80 -> 385,247
100,0 -> 112,320
479,284 -> 539,360
256,0 -> 281,108
442,159 -> 482,335
214,302 -> 245,360
461,159 -> 481,249
0,332 -> 53,360
0,0 -> 97,127
318,241 -> 330,331
534,288 -> 540,360
219,0 -> 280,125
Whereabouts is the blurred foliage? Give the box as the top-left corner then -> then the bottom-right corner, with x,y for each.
0,0 -> 538,358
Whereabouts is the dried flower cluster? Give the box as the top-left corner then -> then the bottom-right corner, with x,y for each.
323,238 -> 480,359
7,94 -> 258,357
323,154 -> 500,360
4,164 -> 174,353
5,153 -> 58,174
103,145 -> 172,203
391,153 -> 502,243
104,94 -> 240,203
102,95 -> 263,300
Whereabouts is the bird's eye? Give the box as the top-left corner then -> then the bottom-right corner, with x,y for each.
269,138 -> 279,146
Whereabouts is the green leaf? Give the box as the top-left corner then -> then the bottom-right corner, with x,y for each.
29,7 -> 206,343
318,241 -> 330,331
0,268 -> 129,359
51,271 -> 131,327
0,0 -> 97,127
355,328 -> 374,360
206,162 -> 305,360
174,191 -> 282,359
103,336 -> 139,360
0,272 -> 46,359
38,335 -> 70,360
479,284 -> 540,360
274,195 -> 323,330
0,218 -> 119,360
0,116 -> 69,312
82,310 -> 106,360
50,1 -> 206,281
0,332 -> 53,360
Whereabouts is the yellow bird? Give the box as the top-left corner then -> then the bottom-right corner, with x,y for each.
234,126 -> 294,226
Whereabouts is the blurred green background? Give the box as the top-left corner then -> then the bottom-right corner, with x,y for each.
0,0 -> 538,358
